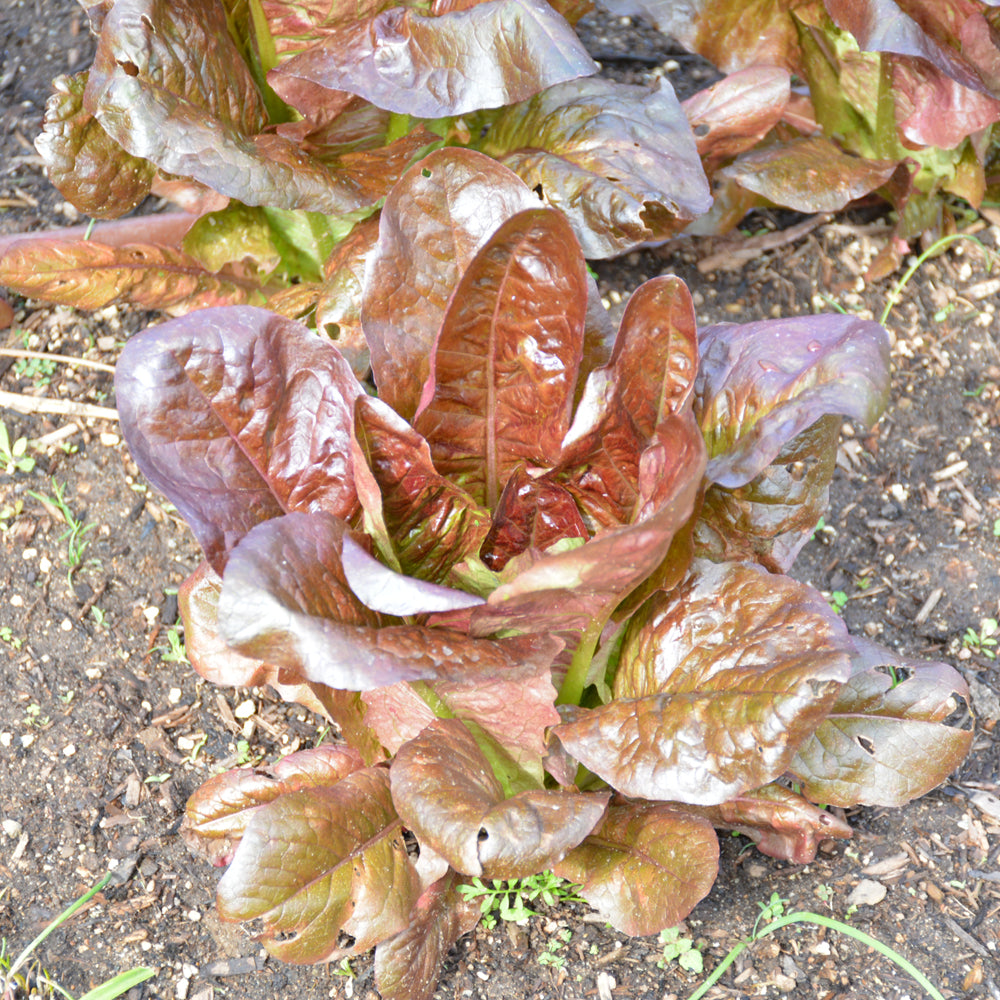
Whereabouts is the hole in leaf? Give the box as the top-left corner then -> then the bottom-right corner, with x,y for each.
119,60 -> 140,77
323,322 -> 342,341
140,13 -> 154,31
477,827 -> 489,843
532,183 -> 544,201
422,167 -> 432,178
694,123 -> 710,137
874,663 -> 912,684
856,735 -> 875,756
337,932 -> 356,950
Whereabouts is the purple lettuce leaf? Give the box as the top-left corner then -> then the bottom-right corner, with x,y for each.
271,0 -> 597,118
682,66 -> 791,171
374,870 -> 482,1000
553,802 -> 719,937
790,639 -> 974,807
260,0 -> 401,60
479,467 -> 589,572
353,394 -> 493,588
182,744 -> 364,866
217,766 -> 420,962
0,238 -> 262,314
478,78 -> 712,257
340,534 -> 484,615
390,719 -> 608,878
557,275 -> 699,528
695,313 -> 890,489
553,561 -> 852,805
684,782 -> 853,865
362,663 -> 561,770
468,413 -> 704,639
694,414 -> 841,573
217,511 -> 563,690
413,207 -> 587,508
716,135 -> 899,214
362,148 -> 540,421
35,72 -> 154,218
115,307 -> 364,572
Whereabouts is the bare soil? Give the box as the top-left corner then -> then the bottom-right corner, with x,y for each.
1,3 -> 998,1000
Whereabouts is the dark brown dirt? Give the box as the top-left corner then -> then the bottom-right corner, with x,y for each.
1,4 -> 998,1000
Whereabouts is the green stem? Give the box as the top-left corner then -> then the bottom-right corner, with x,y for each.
689,911 -> 944,1000
555,629 -> 600,707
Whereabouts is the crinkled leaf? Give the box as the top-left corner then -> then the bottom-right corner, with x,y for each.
217,767 -> 420,962
469,413 -> 704,638
116,308 -> 364,571
182,744 -> 364,866
790,639 -> 974,807
0,239 -> 262,314
554,561 -> 851,804
354,394 -> 493,588
363,148 -> 540,420
340,534 -> 484,616
35,72 -> 154,218
717,135 -> 898,214
553,802 -> 718,937
390,719 -> 607,878
682,66 -> 791,169
695,313 -> 890,489
695,413 -> 841,573
684,783 -> 852,864
413,207 -> 587,508
218,511 -> 562,690
272,0 -> 597,117
260,0 -> 399,60
478,78 -> 712,257
479,467 -> 589,572
557,276 -> 698,528
363,664 -> 560,769
375,871 -> 482,1000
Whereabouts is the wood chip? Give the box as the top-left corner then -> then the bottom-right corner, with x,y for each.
914,587 -> 944,624
847,879 -> 887,906
931,460 -> 969,482
0,388 -> 118,421
862,853 -> 909,877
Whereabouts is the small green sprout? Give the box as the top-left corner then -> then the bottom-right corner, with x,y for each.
158,626 -> 189,663
331,958 -> 355,978
0,627 -> 23,651
657,926 -> 703,974
827,590 -> 848,614
27,479 -> 94,571
0,421 -> 35,475
963,618 -> 998,660
457,873 -> 585,930
537,928 -> 572,970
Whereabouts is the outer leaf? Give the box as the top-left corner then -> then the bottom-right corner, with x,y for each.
479,78 -> 713,257
178,561 -> 332,717
557,276 -> 699,528
469,413 -> 704,638
375,871 -> 482,1000
115,307 -> 364,571
218,512 -> 563,690
182,744 -> 364,865
553,802 -> 719,937
684,783 -> 852,864
413,207 -> 587,508
363,148 -> 540,420
682,66 -> 791,169
354,394 -> 492,587
340,534 -> 484,616
0,239 -> 262,314
272,0 -> 597,117
717,135 -> 899,214
261,0 -> 400,60
790,639 -> 974,807
390,719 -> 608,878
217,767 -> 420,962
35,72 -> 154,218
695,313 -> 890,489
363,664 -> 560,768
695,413 -> 841,573
553,561 -> 851,805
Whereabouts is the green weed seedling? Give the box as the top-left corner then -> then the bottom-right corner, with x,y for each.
0,872 -> 155,1000
0,421 -> 34,475
158,626 -> 189,664
963,618 -> 998,660
27,479 -> 95,573
658,926 -> 704,974
687,892 -> 945,1000
537,928 -> 572,970
0,627 -> 23,651
827,590 -> 849,614
457,873 -> 585,931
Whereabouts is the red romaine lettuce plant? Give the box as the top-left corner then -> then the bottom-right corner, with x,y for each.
114,148 -> 972,1000
0,0 -> 710,330
621,0 -> 1000,273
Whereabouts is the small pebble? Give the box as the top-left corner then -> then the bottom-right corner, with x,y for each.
847,879 -> 887,907
63,744 -> 77,757
2,819 -> 22,838
234,699 -> 256,719
99,432 -> 120,447
60,618 -> 74,632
